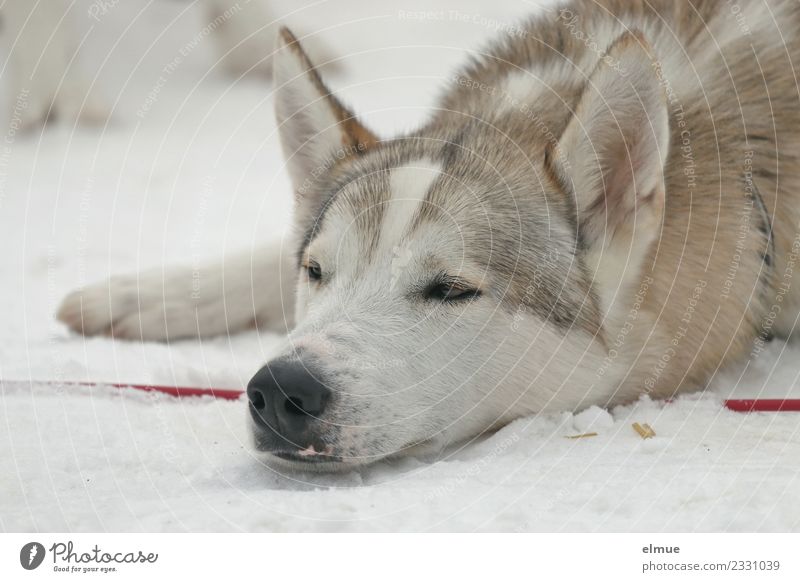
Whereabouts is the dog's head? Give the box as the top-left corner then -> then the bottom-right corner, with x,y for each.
249,29 -> 669,470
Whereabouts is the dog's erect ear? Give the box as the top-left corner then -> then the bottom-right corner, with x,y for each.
273,27 -> 378,202
548,31 -> 669,317
551,30 -> 669,246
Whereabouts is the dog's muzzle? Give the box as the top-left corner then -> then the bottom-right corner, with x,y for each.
247,359 -> 336,463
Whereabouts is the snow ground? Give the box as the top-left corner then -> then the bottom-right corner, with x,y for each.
1,0 -> 799,532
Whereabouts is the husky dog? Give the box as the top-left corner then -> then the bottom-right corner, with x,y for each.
58,0 -> 800,470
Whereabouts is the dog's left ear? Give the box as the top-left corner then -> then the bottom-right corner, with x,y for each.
548,31 -> 669,317
273,27 -> 378,206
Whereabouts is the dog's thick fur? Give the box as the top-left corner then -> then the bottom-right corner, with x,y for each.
58,0 -> 800,469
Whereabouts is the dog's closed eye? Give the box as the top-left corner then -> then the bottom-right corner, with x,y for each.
303,259 -> 323,281
423,276 -> 481,302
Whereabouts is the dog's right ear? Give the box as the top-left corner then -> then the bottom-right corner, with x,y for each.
547,31 -> 669,319
273,28 -> 378,206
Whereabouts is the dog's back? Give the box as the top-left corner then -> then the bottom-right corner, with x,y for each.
428,0 -> 800,397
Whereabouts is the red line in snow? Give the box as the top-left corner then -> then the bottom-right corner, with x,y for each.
723,399 -> 800,412
1,380 -> 244,400
5,380 -> 800,410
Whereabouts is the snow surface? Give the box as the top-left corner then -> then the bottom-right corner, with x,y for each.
2,0 -> 799,532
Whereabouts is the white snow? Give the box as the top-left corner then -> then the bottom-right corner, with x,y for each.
571,406 -> 615,434
1,0 -> 799,532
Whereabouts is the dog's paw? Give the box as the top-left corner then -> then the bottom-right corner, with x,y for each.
56,272 -> 220,341
57,247 -> 295,341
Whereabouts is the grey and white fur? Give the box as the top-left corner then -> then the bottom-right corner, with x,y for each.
59,0 -> 800,470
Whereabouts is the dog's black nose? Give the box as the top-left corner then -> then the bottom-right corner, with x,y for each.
247,360 -> 331,447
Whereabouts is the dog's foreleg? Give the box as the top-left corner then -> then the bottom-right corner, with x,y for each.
56,242 -> 296,341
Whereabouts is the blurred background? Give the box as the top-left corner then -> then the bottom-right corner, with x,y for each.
0,0 -> 542,385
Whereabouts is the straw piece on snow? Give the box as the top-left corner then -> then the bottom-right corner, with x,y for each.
565,432 -> 598,439
632,422 -> 656,439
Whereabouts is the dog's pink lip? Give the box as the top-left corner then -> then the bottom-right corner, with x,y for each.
273,444 -> 338,463
297,443 -> 336,457
297,445 -> 317,457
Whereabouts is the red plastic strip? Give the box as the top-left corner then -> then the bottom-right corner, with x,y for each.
6,380 -> 800,410
724,399 -> 800,412
2,380 -> 244,400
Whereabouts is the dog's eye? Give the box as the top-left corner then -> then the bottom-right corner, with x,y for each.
305,261 -> 322,281
426,282 -> 480,302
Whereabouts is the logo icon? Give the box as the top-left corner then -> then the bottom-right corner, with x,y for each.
20,542 -> 46,570
389,244 -> 413,290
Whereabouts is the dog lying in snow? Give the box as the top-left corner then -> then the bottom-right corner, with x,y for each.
58,0 -> 800,470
